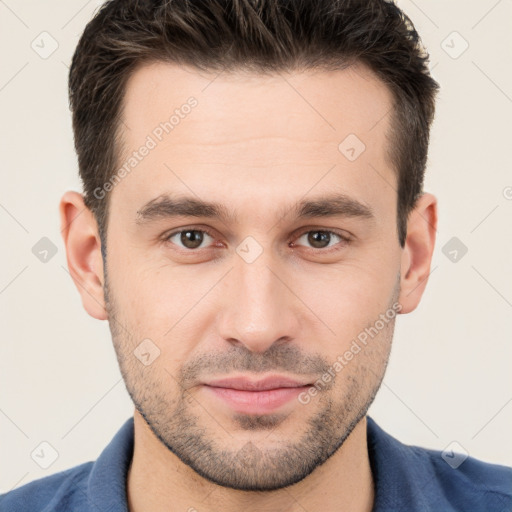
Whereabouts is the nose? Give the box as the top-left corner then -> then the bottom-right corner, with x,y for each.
217,248 -> 300,354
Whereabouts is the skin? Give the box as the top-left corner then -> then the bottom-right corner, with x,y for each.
60,61 -> 437,512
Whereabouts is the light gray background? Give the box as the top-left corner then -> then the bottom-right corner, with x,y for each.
1,0 -> 511,492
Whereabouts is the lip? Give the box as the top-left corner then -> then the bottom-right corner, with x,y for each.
201,375 -> 312,414
204,375 -> 311,391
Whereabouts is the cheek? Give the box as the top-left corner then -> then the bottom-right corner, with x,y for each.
108,258 -> 219,360
108,226 -> 398,340
108,246 -> 189,312
297,259 -> 396,322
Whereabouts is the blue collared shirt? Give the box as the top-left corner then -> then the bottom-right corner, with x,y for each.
1,416 -> 511,511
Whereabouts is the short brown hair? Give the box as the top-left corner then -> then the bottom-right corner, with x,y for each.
69,0 -> 439,249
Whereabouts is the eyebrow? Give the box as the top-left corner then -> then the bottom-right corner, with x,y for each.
135,193 -> 376,225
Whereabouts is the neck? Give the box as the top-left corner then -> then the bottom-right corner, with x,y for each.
127,410 -> 374,512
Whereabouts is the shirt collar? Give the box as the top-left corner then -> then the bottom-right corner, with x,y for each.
87,416 -> 134,512
367,416 -> 435,511
85,416 -> 433,512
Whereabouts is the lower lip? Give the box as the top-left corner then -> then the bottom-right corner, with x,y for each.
202,385 -> 311,414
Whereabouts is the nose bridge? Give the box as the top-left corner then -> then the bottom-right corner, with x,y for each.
220,245 -> 295,353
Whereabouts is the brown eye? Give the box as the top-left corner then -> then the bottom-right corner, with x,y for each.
307,231 -> 332,248
295,230 -> 349,250
166,229 -> 214,250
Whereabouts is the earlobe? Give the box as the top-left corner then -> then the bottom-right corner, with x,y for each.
59,191 -> 107,320
398,192 -> 438,314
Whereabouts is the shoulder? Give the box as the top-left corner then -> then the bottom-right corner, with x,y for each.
1,417 -> 134,512
367,417 -> 512,511
414,444 -> 512,510
0,462 -> 93,512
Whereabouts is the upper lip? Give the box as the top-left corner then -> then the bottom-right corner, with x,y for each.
203,375 -> 312,391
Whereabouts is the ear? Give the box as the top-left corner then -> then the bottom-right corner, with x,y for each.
59,191 -> 107,320
398,192 -> 438,314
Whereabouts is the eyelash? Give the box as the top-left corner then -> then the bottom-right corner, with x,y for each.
162,227 -> 352,253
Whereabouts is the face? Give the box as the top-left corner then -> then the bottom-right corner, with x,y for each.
103,62 -> 403,491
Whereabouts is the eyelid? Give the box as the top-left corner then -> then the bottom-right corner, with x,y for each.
162,226 -> 352,251
291,226 -> 352,241
290,228 -> 352,253
162,226 -> 218,248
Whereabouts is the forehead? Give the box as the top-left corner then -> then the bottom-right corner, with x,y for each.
112,61 -> 396,224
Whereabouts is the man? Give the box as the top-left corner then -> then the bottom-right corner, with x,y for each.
1,0 -> 511,511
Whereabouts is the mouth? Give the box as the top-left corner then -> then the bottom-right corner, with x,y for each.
201,375 -> 313,414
